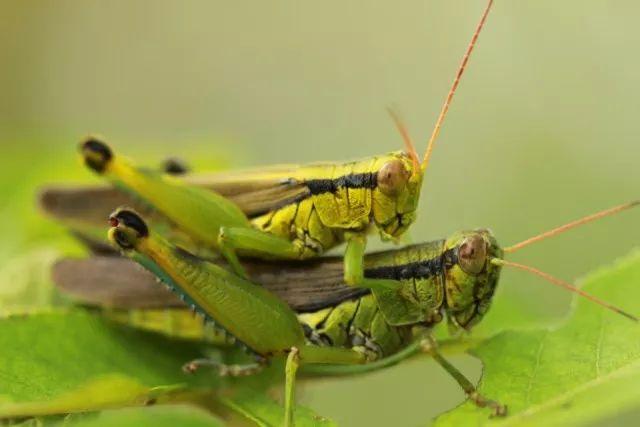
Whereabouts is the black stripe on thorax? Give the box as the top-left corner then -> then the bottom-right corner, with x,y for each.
363,248 -> 458,281
247,172 -> 378,219
305,172 -> 378,195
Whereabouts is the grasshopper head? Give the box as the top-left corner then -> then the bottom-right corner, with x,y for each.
372,151 -> 423,241
80,137 -> 113,174
443,229 -> 503,331
108,208 -> 149,252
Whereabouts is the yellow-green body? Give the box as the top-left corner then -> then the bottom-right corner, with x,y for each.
130,232 -> 305,355
249,153 -> 422,258
105,160 -> 250,251
81,139 -> 424,289
107,208 -> 502,362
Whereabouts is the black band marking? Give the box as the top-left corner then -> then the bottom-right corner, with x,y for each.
364,248 -> 459,281
306,172 -> 378,195
249,172 -> 379,218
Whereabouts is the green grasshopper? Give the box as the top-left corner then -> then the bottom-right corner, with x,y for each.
85,200 -> 637,425
76,0 -> 496,295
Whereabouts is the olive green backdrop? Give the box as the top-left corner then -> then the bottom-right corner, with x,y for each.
1,1 -> 638,426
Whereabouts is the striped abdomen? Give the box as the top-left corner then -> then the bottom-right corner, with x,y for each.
298,294 -> 413,359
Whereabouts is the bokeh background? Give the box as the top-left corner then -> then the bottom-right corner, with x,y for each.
1,1 -> 639,425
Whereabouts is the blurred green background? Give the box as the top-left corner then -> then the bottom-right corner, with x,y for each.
1,1 -> 639,425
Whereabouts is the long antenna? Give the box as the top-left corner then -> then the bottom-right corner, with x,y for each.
387,108 -> 420,171
491,258 -> 638,322
422,0 -> 494,170
504,200 -> 640,254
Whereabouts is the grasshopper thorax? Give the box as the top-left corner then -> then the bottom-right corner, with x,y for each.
443,229 -> 502,331
371,151 -> 424,241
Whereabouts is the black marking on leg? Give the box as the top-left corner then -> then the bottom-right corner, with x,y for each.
111,209 -> 149,238
81,137 -> 113,173
345,299 -> 361,337
318,333 -> 334,346
316,307 -> 335,330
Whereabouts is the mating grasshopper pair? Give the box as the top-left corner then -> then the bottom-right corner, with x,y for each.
41,0 -> 639,424
46,196 -> 639,423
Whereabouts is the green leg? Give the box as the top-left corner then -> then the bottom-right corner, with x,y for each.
420,336 -> 507,417
282,345 -> 368,427
218,226 -> 303,278
284,347 -> 300,427
303,339 -> 423,376
343,233 -> 401,291
219,227 -> 400,291
182,358 -> 265,377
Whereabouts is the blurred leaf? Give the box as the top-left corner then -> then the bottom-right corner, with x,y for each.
59,405 -> 224,427
435,250 -> 640,427
0,375 -> 165,418
0,310 -> 333,425
0,311 -> 210,409
0,249 -> 62,313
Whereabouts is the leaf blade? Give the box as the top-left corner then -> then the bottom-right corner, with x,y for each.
435,250 -> 640,426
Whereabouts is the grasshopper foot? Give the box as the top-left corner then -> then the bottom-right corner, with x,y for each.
419,335 -> 507,418
468,391 -> 507,417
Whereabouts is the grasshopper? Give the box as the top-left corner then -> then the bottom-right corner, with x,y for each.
76,1 -> 496,294
74,200 -> 635,425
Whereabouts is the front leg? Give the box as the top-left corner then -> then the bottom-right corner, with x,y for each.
420,335 -> 507,417
343,232 -> 401,291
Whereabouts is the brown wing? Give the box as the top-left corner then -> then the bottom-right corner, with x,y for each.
38,167 -> 310,226
244,258 -> 369,312
53,257 -> 184,309
53,256 -> 368,312
38,185 -> 146,228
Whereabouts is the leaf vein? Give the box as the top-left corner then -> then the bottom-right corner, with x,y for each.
595,314 -> 605,378
524,331 -> 547,407
500,358 -> 640,426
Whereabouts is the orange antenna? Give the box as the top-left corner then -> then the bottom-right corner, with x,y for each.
422,0 -> 494,170
491,258 -> 638,322
387,108 -> 420,170
504,200 -> 640,254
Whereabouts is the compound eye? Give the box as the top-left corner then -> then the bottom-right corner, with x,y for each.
458,235 -> 487,275
377,159 -> 409,196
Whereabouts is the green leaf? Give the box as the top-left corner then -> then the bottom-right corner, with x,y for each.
0,375 -> 171,418
0,309 -> 332,426
0,249 -> 62,312
219,382 -> 336,427
59,404 -> 224,427
435,249 -> 640,426
0,311 -> 212,409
